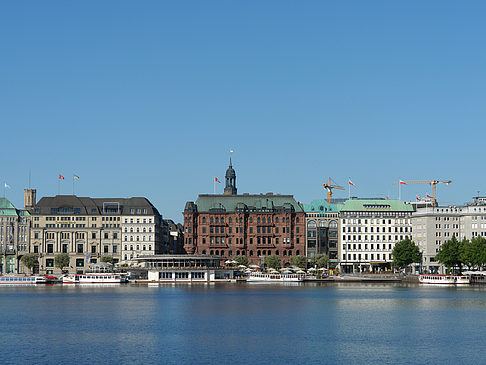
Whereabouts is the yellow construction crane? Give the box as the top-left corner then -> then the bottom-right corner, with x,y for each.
392,179 -> 452,206
322,177 -> 345,203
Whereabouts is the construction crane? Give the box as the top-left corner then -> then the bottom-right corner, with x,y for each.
392,179 -> 452,206
322,177 -> 345,203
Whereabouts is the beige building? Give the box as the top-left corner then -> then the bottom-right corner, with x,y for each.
412,197 -> 486,273
30,195 -> 163,275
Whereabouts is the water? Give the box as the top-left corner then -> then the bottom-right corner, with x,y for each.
1,283 -> 486,364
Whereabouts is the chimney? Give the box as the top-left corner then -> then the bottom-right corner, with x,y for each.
24,189 -> 36,210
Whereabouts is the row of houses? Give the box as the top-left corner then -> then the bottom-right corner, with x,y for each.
0,190 -> 183,275
182,159 -> 486,274
2,159 -> 484,275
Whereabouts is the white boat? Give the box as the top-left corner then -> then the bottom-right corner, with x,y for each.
0,275 -> 46,285
419,274 -> 470,285
62,273 -> 122,284
246,272 -> 304,282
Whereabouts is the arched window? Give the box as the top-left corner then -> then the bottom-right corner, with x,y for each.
319,220 -> 327,228
329,220 -> 338,228
257,250 -> 261,256
307,220 -> 317,228
249,250 -> 253,257
210,250 -> 214,255
283,250 -> 287,256
215,250 -> 219,256
202,250 -> 206,254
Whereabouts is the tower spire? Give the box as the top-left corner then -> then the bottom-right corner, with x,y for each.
224,150 -> 237,195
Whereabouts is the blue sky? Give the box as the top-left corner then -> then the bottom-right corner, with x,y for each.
1,1 -> 485,221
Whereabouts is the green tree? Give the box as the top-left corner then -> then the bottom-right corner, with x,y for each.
233,255 -> 248,266
55,253 -> 70,272
21,253 -> 39,275
436,236 -> 462,272
391,238 -> 422,269
100,255 -> 114,264
290,255 -> 308,269
310,254 -> 329,268
264,255 -> 281,270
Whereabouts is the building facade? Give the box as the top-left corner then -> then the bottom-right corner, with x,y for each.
0,197 -> 31,274
412,197 -> 486,273
340,199 -> 413,273
302,200 -> 341,268
30,195 -> 163,275
183,160 -> 306,265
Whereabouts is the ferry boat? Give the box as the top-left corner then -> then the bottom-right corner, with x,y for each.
246,272 -> 305,282
62,273 -> 122,284
418,274 -> 470,285
0,275 -> 46,285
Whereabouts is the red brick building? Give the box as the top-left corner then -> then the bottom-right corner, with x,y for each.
183,159 -> 305,265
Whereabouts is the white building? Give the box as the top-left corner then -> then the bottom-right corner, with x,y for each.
120,197 -> 164,263
340,199 -> 413,273
412,197 -> 486,273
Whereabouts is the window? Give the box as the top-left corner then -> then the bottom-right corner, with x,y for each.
92,232 -> 96,239
91,246 -> 96,254
62,244 -> 68,253
77,244 -> 84,254
104,245 -> 109,253
47,244 -> 54,254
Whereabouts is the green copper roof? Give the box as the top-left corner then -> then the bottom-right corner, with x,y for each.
302,200 -> 342,213
340,199 -> 413,212
0,198 -> 19,216
0,198 -> 15,210
188,194 -> 304,213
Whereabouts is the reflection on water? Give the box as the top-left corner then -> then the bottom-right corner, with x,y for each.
1,283 -> 486,364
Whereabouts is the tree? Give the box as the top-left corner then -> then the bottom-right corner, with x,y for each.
233,255 -> 248,266
435,236 -> 462,272
391,238 -> 422,269
310,254 -> 329,268
21,254 -> 39,275
264,255 -> 281,270
101,255 -> 114,264
55,253 -> 70,272
290,255 -> 308,269
460,237 -> 486,270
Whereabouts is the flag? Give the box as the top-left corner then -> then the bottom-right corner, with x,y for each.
399,180 -> 408,185
74,174 -> 80,180
215,177 -> 221,183
416,195 -> 419,200
230,149 -> 234,153
4,182 -> 10,189
349,179 -> 356,187
59,174 -> 65,180
426,194 -> 433,199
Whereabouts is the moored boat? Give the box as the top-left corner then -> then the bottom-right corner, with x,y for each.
62,273 -> 122,284
0,275 -> 46,285
419,274 -> 470,285
246,272 -> 305,282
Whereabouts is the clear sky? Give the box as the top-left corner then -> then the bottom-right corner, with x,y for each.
1,1 -> 486,221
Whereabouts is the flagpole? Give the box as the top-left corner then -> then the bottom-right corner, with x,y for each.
399,179 -> 401,201
348,177 -> 350,200
58,179 -> 60,195
214,178 -> 215,194
73,175 -> 75,195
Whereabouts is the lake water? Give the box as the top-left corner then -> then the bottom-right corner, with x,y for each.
1,283 -> 486,364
